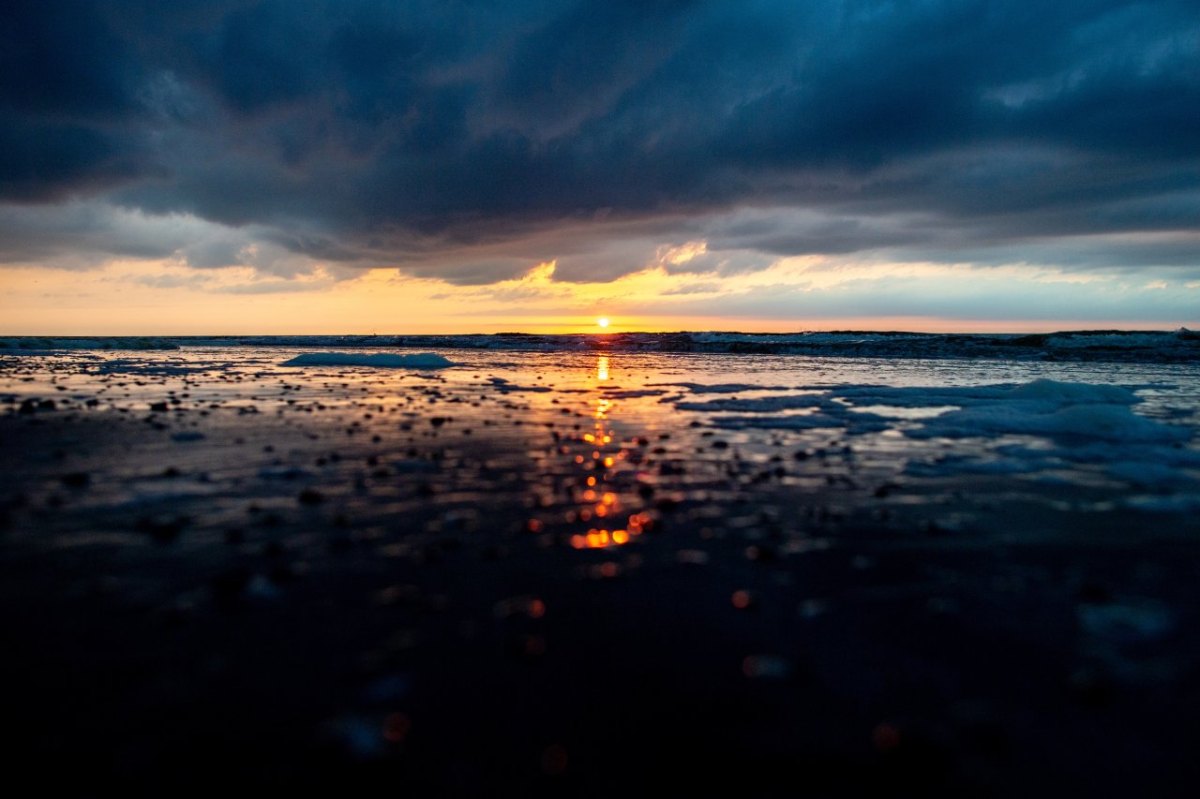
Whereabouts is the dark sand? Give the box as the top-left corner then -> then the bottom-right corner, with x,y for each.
2,353 -> 1198,797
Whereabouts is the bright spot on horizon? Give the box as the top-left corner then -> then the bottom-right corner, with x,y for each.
597,317 -> 610,329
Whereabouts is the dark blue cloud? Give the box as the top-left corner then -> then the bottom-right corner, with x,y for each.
0,0 -> 138,118
0,0 -> 1196,277
0,120 -> 147,201
0,0 -> 153,200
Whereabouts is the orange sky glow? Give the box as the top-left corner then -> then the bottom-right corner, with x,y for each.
1,251 -> 1196,336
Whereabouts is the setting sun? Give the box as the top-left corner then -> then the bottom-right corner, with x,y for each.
597,317 -> 610,329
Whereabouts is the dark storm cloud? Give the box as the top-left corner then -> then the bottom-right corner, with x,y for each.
0,1 -> 152,200
1,0 -> 1197,277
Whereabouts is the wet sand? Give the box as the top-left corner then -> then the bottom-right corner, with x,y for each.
2,350 -> 1198,797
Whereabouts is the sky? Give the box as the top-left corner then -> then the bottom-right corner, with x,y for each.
1,0 -> 1198,334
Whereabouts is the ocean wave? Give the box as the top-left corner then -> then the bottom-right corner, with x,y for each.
0,337 -> 180,351
2,329 -> 1196,362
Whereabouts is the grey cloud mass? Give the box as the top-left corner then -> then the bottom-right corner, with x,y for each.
1,0 -> 1197,283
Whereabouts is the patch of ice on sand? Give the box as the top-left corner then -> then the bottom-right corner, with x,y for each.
836,379 -> 1140,409
910,397 -> 1189,444
822,379 -> 1185,444
282,352 -> 456,369
884,380 -> 1197,487
1004,379 -> 1140,404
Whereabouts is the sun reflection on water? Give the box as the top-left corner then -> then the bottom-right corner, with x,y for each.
564,354 -> 649,550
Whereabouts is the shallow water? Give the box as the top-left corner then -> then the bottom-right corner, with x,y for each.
6,346 -> 1198,503
2,347 -> 1199,796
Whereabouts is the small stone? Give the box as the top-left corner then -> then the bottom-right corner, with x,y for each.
136,515 -> 188,543
745,544 -> 776,562
541,744 -> 569,775
742,654 -> 793,679
60,472 -> 90,489
731,589 -> 757,610
298,487 -> 325,505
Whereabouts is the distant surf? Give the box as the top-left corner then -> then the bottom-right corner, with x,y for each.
1,329 -> 1197,362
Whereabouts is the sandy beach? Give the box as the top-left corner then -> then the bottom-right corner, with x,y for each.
2,344 -> 1199,797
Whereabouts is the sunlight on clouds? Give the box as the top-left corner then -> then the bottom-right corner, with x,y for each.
525,260 -> 558,282
0,248 -> 1195,335
656,240 -> 708,266
3,199 -> 1194,335
759,256 -> 1121,291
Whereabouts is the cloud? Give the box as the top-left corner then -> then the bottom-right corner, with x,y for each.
0,0 -> 1196,291
623,269 -> 1200,323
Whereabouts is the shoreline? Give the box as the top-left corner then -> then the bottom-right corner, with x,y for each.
1,328 -> 1198,365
